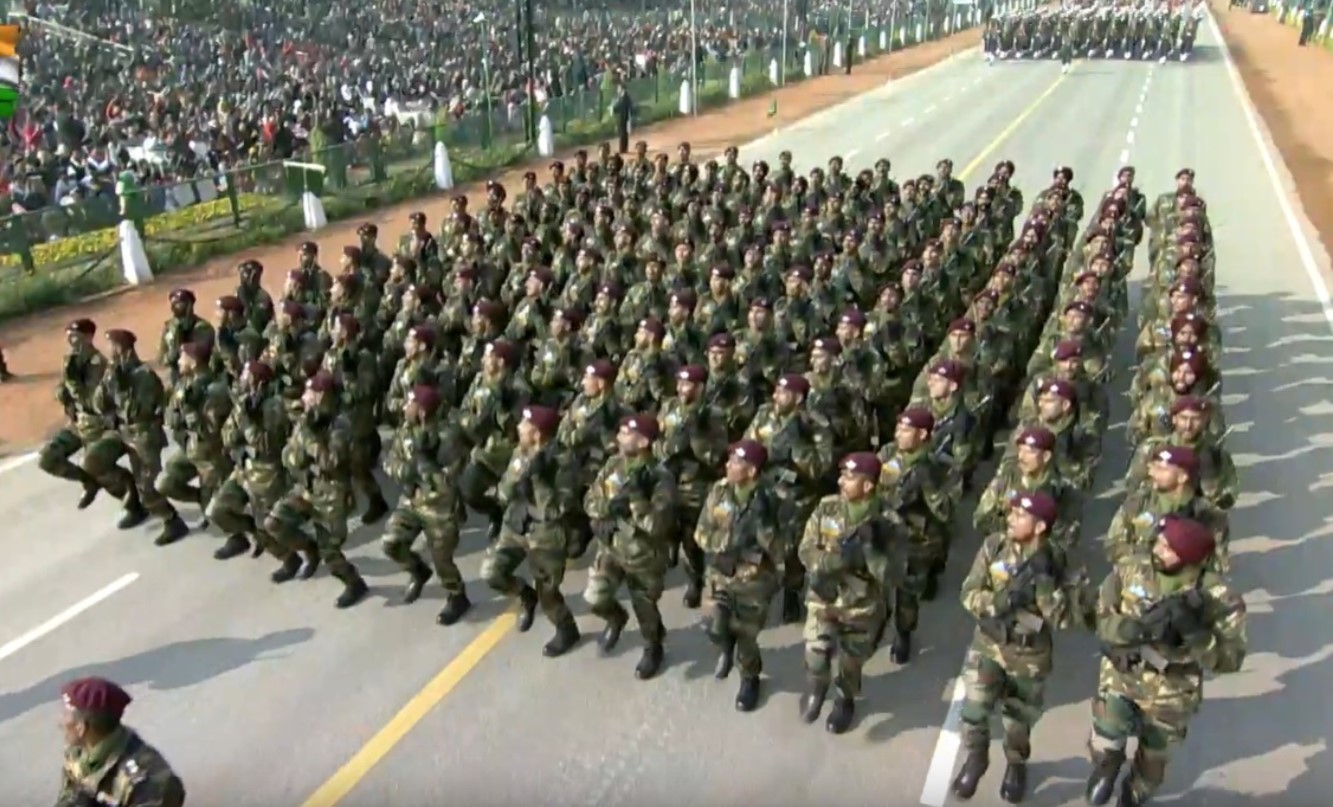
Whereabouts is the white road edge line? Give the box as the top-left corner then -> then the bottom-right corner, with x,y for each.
876,131 -> 893,142
0,572 -> 140,662
1207,7 -> 1333,328
902,116 -> 916,125
0,451 -> 39,476
919,676 -> 968,807
1118,148 -> 1130,164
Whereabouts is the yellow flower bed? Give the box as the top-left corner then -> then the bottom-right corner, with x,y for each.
0,193 -> 272,270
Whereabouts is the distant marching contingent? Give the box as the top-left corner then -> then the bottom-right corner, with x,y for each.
46,135 -> 1243,807
985,1 -> 1205,62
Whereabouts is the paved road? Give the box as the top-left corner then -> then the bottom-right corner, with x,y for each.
3,15 -> 1331,806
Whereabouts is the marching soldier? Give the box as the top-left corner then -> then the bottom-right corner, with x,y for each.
381,385 -> 471,624
654,364 -> 730,607
85,329 -> 190,544
1085,517 -> 1246,807
797,452 -> 900,735
877,407 -> 953,663
207,361 -> 292,564
1125,396 -> 1238,511
952,491 -> 1072,803
157,288 -> 214,387
582,415 -> 678,680
157,341 -> 233,543
264,371 -> 370,609
39,319 -> 109,508
1105,445 -> 1231,573
482,405 -> 585,656
693,439 -> 783,710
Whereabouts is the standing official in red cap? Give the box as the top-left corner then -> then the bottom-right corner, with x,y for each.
58,677 -> 185,806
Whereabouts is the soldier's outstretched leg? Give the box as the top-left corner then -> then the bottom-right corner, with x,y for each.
530,543 -> 578,656
264,494 -> 322,581
313,516 -> 368,609
38,428 -> 101,508
206,475 -> 261,562
1086,694 -> 1136,806
380,509 -> 434,605
826,616 -> 882,736
424,518 -> 469,625
729,580 -> 778,712
125,438 -> 189,546
678,506 -> 706,609
953,654 -> 1003,799
624,564 -> 667,680
583,549 -> 634,658
82,435 -> 145,530
482,535 -> 540,632
800,616 -> 835,726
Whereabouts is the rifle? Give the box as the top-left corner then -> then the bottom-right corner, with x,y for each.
978,547 -> 1057,643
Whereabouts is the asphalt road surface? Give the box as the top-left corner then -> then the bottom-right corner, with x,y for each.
2,14 -> 1330,807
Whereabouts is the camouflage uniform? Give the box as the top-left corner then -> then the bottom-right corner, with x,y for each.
157,343 -> 233,542
84,330 -> 189,543
1106,445 -> 1230,573
381,386 -> 470,624
481,406 -> 586,656
39,320 -> 109,507
952,492 -> 1072,803
157,289 -> 215,387
653,365 -> 729,606
206,362 -> 293,566
57,724 -> 185,807
877,408 -> 953,662
582,416 -> 678,680
1086,519 -> 1245,807
693,440 -> 783,711
797,453 -> 898,735
264,372 -> 369,609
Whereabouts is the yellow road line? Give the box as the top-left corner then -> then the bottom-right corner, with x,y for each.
296,611 -> 518,807
294,62 -> 1078,807
959,66 -> 1075,181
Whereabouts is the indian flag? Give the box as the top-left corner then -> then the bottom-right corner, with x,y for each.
0,25 -> 18,119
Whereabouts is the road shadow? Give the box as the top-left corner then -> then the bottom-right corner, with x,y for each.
0,628 -> 314,725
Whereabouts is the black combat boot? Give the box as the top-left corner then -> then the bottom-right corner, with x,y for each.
682,576 -> 703,609
154,512 -> 190,546
334,570 -> 369,609
213,534 -> 251,560
116,492 -> 149,530
597,607 -> 628,653
714,641 -> 736,679
951,749 -> 989,800
296,546 -> 321,580
542,616 -> 581,657
516,585 -> 539,632
566,529 -> 592,560
890,631 -> 913,664
1116,782 -> 1143,807
735,676 -> 760,712
800,680 -> 829,724
825,695 -> 855,734
781,588 -> 803,623
635,640 -> 664,680
400,556 -> 431,604
76,472 -> 101,509
1085,750 -> 1125,806
1000,761 -> 1027,803
436,592 -> 472,626
360,492 -> 390,525
922,572 -> 940,602
270,554 -> 301,583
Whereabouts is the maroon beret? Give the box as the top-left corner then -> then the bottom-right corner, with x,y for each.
670,289 -> 698,308
485,340 -> 519,365
1161,515 -> 1216,565
676,364 -> 707,384
1170,395 -> 1210,416
169,288 -> 195,305
66,318 -> 96,336
1016,426 -> 1056,452
1041,378 -> 1077,402
242,360 -> 275,383
1153,444 -> 1199,477
708,333 -> 735,350
931,359 -> 966,384
216,295 -> 245,313
1053,340 -> 1083,361
1012,490 -> 1058,526
585,360 -> 617,381
812,336 -> 842,355
105,329 -> 137,348
948,317 -> 976,335
898,407 -> 935,432
729,439 -> 768,469
623,414 -> 660,442
840,308 -> 868,328
408,384 -> 442,413
306,370 -> 339,393
180,341 -> 213,363
62,677 -> 132,719
842,451 -> 882,480
522,405 -> 560,436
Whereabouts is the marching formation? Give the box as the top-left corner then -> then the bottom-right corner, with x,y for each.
39,141 -> 1245,805
985,3 -> 1203,62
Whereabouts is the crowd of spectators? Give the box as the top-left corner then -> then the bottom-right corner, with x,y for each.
1,0 -> 913,220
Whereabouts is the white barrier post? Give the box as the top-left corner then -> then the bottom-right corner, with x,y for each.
678,79 -> 692,115
433,142 -> 454,190
769,57 -> 779,85
118,220 -> 153,286
728,65 -> 741,99
833,40 -> 844,68
803,49 -> 814,76
537,116 -> 555,157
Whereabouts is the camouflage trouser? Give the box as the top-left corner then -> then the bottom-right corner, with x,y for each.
381,497 -> 465,595
583,543 -> 669,644
83,433 -> 174,517
779,498 -> 818,592
265,487 -> 355,576
459,461 -> 502,526
959,644 -> 1049,763
892,551 -> 938,635
156,449 -> 232,513
206,464 -> 287,557
1089,660 -> 1202,802
37,426 -> 103,486
482,524 -> 574,627
673,501 -> 705,582
803,599 -> 886,699
350,429 -> 385,503
706,570 -> 779,677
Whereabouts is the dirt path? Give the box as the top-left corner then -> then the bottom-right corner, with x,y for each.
1212,1 -> 1333,260
0,30 -> 979,454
